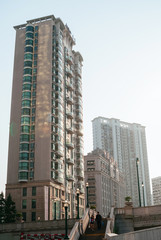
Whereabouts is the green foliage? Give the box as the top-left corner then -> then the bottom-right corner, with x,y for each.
0,193 -> 17,224
90,205 -> 96,209
0,192 -> 5,223
4,194 -> 16,223
125,196 -> 131,202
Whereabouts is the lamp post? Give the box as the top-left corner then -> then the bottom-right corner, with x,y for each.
76,188 -> 80,219
64,200 -> 69,239
86,182 -> 89,208
142,182 -> 145,207
136,158 -> 141,207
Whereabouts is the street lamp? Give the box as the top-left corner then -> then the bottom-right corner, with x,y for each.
142,182 -> 145,207
64,200 -> 69,239
86,182 -> 89,208
76,188 -> 80,219
136,158 -> 141,207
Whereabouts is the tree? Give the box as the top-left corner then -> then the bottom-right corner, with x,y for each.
0,192 -> 5,223
4,194 -> 16,223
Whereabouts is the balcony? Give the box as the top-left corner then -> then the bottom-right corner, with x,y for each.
66,158 -> 74,165
77,170 -> 84,180
66,80 -> 74,91
75,125 -> 83,136
66,110 -> 74,119
65,55 -> 73,65
66,141 -> 74,149
66,125 -> 74,134
75,113 -> 83,122
75,68 -> 81,78
66,173 -> 74,181
65,68 -> 73,78
66,95 -> 74,105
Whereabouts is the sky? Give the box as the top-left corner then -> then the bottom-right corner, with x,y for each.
0,0 -> 161,194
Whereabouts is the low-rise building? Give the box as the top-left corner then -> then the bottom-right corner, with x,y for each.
84,149 -> 125,217
152,176 -> 161,205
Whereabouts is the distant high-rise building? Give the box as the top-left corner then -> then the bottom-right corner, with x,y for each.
152,177 -> 161,205
84,149 -> 125,217
6,15 -> 84,222
92,117 -> 151,207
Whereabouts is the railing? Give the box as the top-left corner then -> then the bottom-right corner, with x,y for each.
69,208 -> 90,240
69,222 -> 80,240
104,206 -> 117,239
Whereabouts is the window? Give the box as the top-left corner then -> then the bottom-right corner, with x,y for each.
21,116 -> 30,124
31,125 -> 35,131
22,212 -> 26,221
22,84 -> 31,91
30,143 -> 35,151
31,134 -> 35,141
26,26 -> 34,32
32,199 -> 36,208
23,188 -> 27,197
32,116 -> 35,122
24,68 -> 32,75
24,53 -> 33,60
20,134 -> 30,142
33,68 -> 37,74
25,32 -> 34,39
22,92 -> 31,99
21,125 -> 30,133
23,76 -> 32,83
25,46 -> 33,53
30,162 -> 34,168
33,76 -> 37,81
34,54 -> 37,60
24,61 -> 32,67
32,108 -> 35,114
55,188 -> 58,197
22,199 -> 27,209
19,152 -> 29,160
25,39 -> 33,46
21,108 -> 30,115
35,26 -> 38,31
19,162 -> 29,170
20,143 -> 29,151
30,171 -> 34,178
22,100 -> 31,107
31,212 -> 36,221
32,187 -> 36,196
19,172 -> 28,180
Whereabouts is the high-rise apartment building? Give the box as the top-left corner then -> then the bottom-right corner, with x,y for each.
6,15 -> 84,222
152,176 -> 161,205
84,149 -> 125,217
92,117 -> 151,207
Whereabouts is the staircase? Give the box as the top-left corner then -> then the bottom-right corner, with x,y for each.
79,219 -> 107,240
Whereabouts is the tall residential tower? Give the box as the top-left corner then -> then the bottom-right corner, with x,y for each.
6,15 -> 84,222
92,117 -> 151,207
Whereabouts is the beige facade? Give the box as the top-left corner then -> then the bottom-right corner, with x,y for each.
6,15 -> 84,222
84,149 -> 125,217
152,176 -> 161,205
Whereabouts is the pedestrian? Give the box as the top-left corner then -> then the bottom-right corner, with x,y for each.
90,215 -> 95,231
96,212 -> 102,230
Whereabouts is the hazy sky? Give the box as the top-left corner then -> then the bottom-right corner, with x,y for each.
0,0 -> 161,193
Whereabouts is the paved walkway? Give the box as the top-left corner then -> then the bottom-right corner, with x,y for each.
80,219 -> 107,240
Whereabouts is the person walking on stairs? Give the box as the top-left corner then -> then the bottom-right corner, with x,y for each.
96,212 -> 102,230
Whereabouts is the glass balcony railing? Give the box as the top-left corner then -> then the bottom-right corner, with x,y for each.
66,110 -> 74,119
65,55 -> 73,65
66,141 -> 74,149
66,157 -> 74,165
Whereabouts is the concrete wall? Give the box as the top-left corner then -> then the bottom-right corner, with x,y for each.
108,226 -> 161,240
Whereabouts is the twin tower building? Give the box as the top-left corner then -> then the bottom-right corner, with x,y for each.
6,15 -> 151,222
